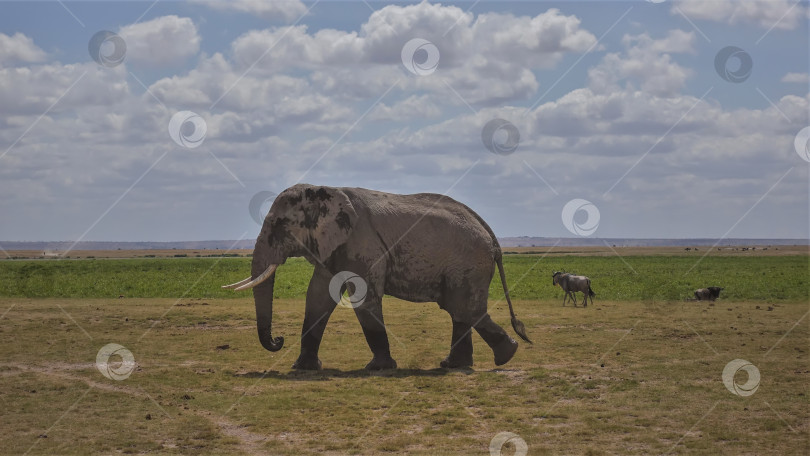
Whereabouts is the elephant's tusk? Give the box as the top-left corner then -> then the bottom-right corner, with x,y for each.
234,264 -> 278,291
221,277 -> 253,289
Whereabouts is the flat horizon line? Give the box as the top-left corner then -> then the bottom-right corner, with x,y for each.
1,237 -> 807,250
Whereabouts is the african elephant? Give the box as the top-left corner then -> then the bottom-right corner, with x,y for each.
223,184 -> 531,370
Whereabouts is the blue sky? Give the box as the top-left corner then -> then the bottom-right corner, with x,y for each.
0,0 -> 808,242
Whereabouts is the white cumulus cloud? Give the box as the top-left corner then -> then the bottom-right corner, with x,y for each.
0,62 -> 129,116
781,72 -> 809,83
119,16 -> 201,67
674,0 -> 806,30
0,32 -> 47,66
227,3 -> 597,105
196,0 -> 308,22
588,30 -> 695,97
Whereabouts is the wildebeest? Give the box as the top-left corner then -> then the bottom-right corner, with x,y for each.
552,271 -> 595,307
695,287 -> 723,301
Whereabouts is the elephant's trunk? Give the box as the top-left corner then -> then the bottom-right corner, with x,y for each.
252,258 -> 284,352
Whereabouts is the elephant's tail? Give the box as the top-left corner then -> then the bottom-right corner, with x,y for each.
496,256 -> 532,344
462,202 -> 532,344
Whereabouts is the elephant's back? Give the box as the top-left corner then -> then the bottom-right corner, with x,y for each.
343,187 -> 499,260
342,187 -> 500,299
341,187 -> 458,208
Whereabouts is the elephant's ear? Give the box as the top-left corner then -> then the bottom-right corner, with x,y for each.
303,186 -> 358,263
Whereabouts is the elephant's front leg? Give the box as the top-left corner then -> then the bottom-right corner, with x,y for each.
354,302 -> 397,370
292,268 -> 337,370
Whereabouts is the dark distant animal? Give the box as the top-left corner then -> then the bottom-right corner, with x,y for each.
552,271 -> 595,307
695,287 -> 723,301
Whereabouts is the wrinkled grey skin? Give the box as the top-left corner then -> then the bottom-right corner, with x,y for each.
552,271 -> 595,307
248,184 -> 531,370
695,287 -> 723,301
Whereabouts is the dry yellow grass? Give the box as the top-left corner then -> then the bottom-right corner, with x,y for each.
0,296 -> 806,454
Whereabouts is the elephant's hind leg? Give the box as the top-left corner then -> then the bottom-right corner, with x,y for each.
444,287 -> 518,367
440,320 -> 473,369
473,314 -> 518,366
